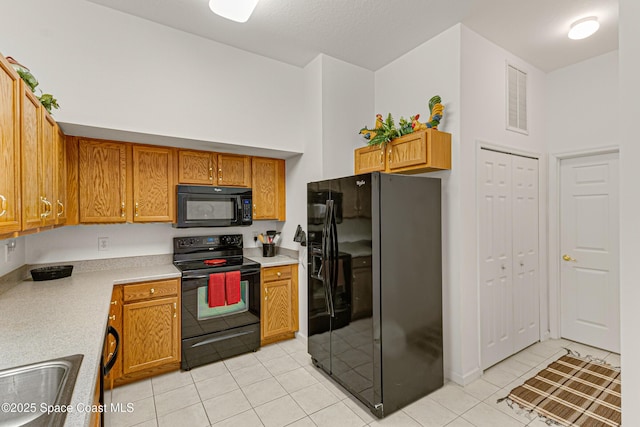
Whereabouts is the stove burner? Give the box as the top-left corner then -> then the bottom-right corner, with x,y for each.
204,259 -> 226,266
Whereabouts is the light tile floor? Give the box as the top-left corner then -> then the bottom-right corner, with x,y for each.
105,338 -> 620,427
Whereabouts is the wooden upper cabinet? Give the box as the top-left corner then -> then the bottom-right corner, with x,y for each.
354,144 -> 386,174
131,145 -> 175,222
354,129 -> 451,175
0,55 -> 21,235
386,129 -> 451,173
217,154 -> 251,187
78,139 -> 130,223
178,150 -> 250,187
21,83 -> 43,231
55,127 -> 67,225
252,157 -> 286,221
178,150 -> 215,185
40,110 -> 57,227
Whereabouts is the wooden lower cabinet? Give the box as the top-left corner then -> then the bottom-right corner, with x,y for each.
261,264 -> 299,345
108,278 -> 181,387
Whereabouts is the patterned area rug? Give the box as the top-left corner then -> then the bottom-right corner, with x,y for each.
499,350 -> 621,426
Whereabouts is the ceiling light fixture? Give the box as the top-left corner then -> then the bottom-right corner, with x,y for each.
568,16 -> 600,40
208,0 -> 259,23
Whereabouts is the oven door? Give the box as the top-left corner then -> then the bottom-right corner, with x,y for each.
181,266 -> 260,339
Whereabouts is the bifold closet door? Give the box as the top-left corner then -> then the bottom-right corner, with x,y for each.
479,148 -> 539,369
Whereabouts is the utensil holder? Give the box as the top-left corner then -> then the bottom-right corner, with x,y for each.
262,243 -> 276,257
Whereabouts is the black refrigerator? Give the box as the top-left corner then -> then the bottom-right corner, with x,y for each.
307,172 -> 443,418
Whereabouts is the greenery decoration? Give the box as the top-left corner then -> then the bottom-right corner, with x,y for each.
11,58 -> 60,114
358,95 -> 445,145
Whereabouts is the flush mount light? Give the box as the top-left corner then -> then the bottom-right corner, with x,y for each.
209,0 -> 259,23
568,16 -> 600,40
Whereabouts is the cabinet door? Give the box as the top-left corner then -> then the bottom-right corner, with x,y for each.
252,157 -> 285,220
178,150 -> 215,185
132,145 -> 175,222
54,128 -> 67,224
105,286 -> 123,386
40,111 -> 57,227
78,139 -> 129,223
122,296 -> 179,374
262,279 -> 294,341
354,145 -> 386,174
21,84 -> 43,231
387,131 -> 427,171
0,55 -> 21,234
217,154 -> 251,187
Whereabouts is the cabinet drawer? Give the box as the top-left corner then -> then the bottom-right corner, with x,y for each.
263,265 -> 293,282
123,279 -> 179,303
352,256 -> 372,268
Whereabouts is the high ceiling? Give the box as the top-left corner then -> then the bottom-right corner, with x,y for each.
86,0 -> 617,72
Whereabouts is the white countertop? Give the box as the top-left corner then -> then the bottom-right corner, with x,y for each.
246,254 -> 299,267
0,264 -> 181,427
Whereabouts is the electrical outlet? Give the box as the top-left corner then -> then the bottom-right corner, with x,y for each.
4,239 -> 16,263
98,237 -> 109,251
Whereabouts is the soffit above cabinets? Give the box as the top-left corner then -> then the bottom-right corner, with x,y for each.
58,122 -> 302,160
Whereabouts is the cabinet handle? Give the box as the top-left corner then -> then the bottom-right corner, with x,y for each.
111,300 -> 117,305
380,151 -> 383,164
40,197 -> 48,219
135,202 -> 139,217
0,194 -> 6,217
121,202 -> 126,218
388,148 -> 393,164
109,315 -> 116,321
209,167 -> 213,181
174,302 -> 177,318
57,200 -> 64,217
150,288 -> 155,294
218,168 -> 222,182
277,272 -> 281,277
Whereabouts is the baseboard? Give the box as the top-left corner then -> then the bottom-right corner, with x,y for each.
447,366 -> 482,386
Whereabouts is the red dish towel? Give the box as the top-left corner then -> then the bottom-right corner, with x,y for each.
225,271 -> 241,305
208,273 -> 226,308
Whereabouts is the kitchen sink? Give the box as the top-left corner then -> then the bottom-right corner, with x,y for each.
0,354 -> 83,427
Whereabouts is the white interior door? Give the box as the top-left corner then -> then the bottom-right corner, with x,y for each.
560,153 -> 619,353
479,148 -> 540,369
512,156 -> 539,353
479,149 -> 514,369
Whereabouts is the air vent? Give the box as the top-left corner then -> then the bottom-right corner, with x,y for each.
506,63 -> 528,134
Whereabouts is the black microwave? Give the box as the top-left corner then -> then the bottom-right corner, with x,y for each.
175,185 -> 252,228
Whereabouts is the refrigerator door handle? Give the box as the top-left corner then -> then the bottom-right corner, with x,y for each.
325,200 -> 336,317
330,203 -> 339,300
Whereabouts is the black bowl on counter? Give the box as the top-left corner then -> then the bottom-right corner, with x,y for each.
30,265 -> 74,281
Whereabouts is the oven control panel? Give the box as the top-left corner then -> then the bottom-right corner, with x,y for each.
174,234 -> 243,250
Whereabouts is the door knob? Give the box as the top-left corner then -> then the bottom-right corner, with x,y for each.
562,254 -> 577,262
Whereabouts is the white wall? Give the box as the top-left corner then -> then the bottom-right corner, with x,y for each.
457,26 -> 548,383
375,24 -> 462,382
0,0 -> 304,154
287,55 -> 374,338
24,222 -> 276,264
619,0 -> 640,423
544,51 -> 619,341
0,0 -> 309,261
546,51 -> 619,153
321,56 -> 374,180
